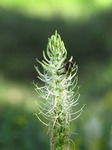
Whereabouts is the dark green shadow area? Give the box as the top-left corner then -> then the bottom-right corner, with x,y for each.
0,7 -> 112,81
0,104 -> 49,150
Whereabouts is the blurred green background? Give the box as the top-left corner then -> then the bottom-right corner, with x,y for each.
0,0 -> 112,150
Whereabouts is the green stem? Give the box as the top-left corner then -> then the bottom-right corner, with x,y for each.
50,117 -> 70,150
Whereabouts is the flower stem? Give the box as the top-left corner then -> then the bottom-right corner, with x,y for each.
50,121 -> 70,150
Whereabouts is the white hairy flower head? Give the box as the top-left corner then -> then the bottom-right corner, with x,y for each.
34,31 -> 84,129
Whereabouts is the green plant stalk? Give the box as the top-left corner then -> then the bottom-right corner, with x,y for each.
34,31 -> 84,150
50,118 -> 70,150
